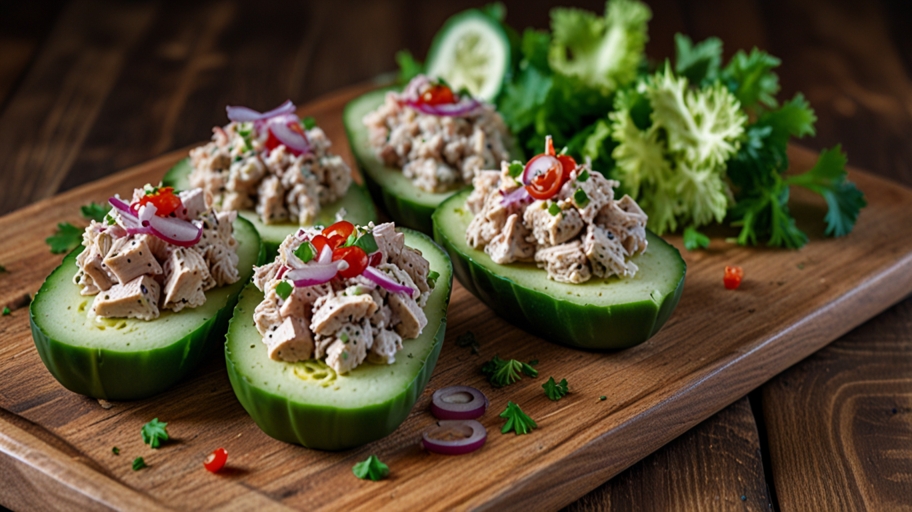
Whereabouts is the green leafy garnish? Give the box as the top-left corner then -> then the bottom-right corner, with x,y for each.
682,226 -> 710,251
2,307 -> 9,316
481,356 -> 538,387
294,242 -> 316,264
548,202 -> 561,216
599,395 -> 607,401
577,169 -> 590,181
141,418 -> 169,449
427,270 -> 440,289
46,223 -> 82,254
785,146 -> 865,237
112,447 -> 120,455
132,457 -> 146,471
396,50 -> 424,84
352,232 -> 379,254
352,455 -> 389,481
339,332 -> 349,343
543,377 -> 569,401
455,331 -> 480,355
500,401 -> 537,435
573,188 -> 590,207
275,281 -> 293,301
80,202 -> 112,222
508,161 -> 524,178
301,116 -> 317,130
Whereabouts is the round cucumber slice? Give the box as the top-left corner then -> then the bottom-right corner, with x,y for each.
30,217 -> 264,400
433,189 -> 686,350
425,9 -> 511,102
163,158 -> 378,258
225,229 -> 453,450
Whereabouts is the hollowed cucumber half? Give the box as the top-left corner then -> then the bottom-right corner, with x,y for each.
343,89 -> 522,235
30,216 -> 264,400
433,189 -> 686,350
225,229 -> 453,450
163,158 -> 378,259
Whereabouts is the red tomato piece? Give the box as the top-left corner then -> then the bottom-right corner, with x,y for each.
557,154 -> 577,182
333,246 -> 369,279
136,187 -> 182,217
203,448 -> 228,473
322,220 -> 355,241
526,166 -> 563,200
724,266 -> 744,290
420,84 -> 456,105
311,234 -> 330,255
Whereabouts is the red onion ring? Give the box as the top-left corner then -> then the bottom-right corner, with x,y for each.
267,114 -> 311,155
226,100 -> 295,123
286,261 -> 343,288
362,266 -> 415,295
499,186 -> 531,208
421,420 -> 487,455
108,197 -> 202,247
522,154 -> 562,186
430,386 -> 488,420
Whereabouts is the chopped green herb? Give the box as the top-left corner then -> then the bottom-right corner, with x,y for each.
455,331 -> 480,355
599,396 -> 607,401
395,49 -> 424,84
342,351 -> 349,360
577,169 -> 590,182
573,188 -> 590,208
500,401 -> 537,435
112,447 -> 120,455
543,377 -> 569,401
508,161 -> 524,178
275,281 -> 293,300
352,455 -> 389,481
427,270 -> 440,289
80,202 -> 111,222
46,223 -> 82,254
237,123 -> 254,151
294,241 -> 316,263
2,307 -> 9,316
141,418 -> 169,449
481,355 -> 538,387
339,332 -> 350,343
132,457 -> 146,471
528,359 -> 539,367
352,232 -> 379,254
683,226 -> 710,251
301,116 -> 317,130
548,202 -> 561,216
104,213 -> 116,226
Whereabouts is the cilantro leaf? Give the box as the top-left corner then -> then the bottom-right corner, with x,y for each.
46,223 -> 83,254
786,146 -> 865,237
543,377 -> 569,401
80,202 -> 112,222
141,418 -> 169,449
352,233 -> 379,254
481,356 -> 538,387
500,401 -> 537,435
352,455 -> 389,481
674,34 -> 723,85
132,457 -> 146,471
395,50 -> 423,84
721,48 -> 781,111
682,226 -> 710,251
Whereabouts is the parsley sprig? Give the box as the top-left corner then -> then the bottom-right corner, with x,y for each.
500,401 -> 537,435
141,418 -> 169,449
542,377 -> 569,401
46,223 -> 83,254
481,356 -> 538,387
352,455 -> 389,481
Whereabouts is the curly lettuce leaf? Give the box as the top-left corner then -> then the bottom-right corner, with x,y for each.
548,0 -> 651,91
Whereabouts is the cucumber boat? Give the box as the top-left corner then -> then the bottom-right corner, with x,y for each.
30,216 -> 264,400
433,189 -> 685,350
225,229 -> 452,450
163,158 -> 376,258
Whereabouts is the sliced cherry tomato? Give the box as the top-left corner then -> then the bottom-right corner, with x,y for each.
203,448 -> 228,473
333,246 -> 369,279
264,121 -> 308,152
135,187 -> 182,217
557,154 -> 577,182
525,165 -> 563,200
420,84 -> 456,105
311,234 -> 331,255
322,221 -> 355,241
723,266 -> 744,290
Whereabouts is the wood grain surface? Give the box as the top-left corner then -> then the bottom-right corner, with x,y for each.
0,83 -> 911,510
3,0 -> 912,510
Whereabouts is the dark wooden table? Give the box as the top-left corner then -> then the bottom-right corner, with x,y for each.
2,0 -> 910,510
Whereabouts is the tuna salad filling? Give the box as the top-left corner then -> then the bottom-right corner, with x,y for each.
363,74 -> 512,194
465,137 -> 649,283
252,221 -> 434,374
189,101 -> 352,225
74,185 -> 240,320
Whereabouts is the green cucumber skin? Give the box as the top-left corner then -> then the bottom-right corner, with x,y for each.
30,218 -> 265,401
162,157 -> 378,260
359,158 -> 440,234
432,193 -> 686,350
225,229 -> 453,450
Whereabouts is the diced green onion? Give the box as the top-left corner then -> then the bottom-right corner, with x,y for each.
275,281 -> 293,300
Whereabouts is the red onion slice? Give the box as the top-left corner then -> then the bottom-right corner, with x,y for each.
422,420 -> 487,455
362,266 -> 415,295
286,262 -> 340,287
430,386 -> 488,420
318,244 -> 333,265
522,154 -> 562,186
226,100 -> 295,123
403,98 -> 481,117
499,186 -> 531,208
108,197 -> 202,247
268,115 -> 311,155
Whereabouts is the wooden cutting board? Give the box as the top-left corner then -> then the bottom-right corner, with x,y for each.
2,83 -> 912,511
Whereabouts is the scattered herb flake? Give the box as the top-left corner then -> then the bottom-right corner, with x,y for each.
340,332 -> 350,343
456,331 -> 481,355
141,418 -> 169,449
573,188 -> 590,208
301,116 -> 317,130
507,161 -> 524,178
599,396 -> 607,401
352,455 -> 389,481
132,457 -> 146,471
548,202 -> 561,216
294,242 -> 316,264
543,377 -> 569,401
112,447 -> 120,456
683,226 -> 710,251
427,270 -> 440,289
577,169 -> 590,182
2,307 -> 9,316
500,401 -> 537,435
275,281 -> 293,300
46,222 -> 83,254
481,356 -> 538,387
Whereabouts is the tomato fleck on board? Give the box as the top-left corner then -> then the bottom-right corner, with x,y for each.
203,448 -> 228,473
724,266 -> 744,290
